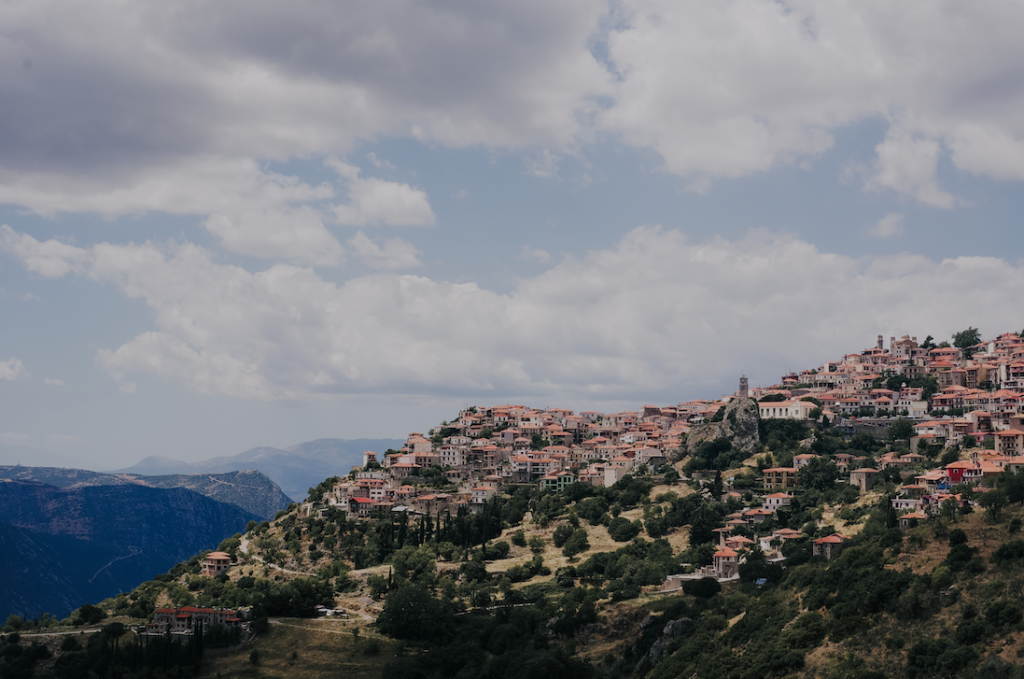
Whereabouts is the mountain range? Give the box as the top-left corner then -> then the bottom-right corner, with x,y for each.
0,480 -> 259,621
0,466 -> 290,520
116,437 -> 404,501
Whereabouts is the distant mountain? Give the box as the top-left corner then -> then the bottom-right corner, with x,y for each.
0,466 -> 291,519
0,480 -> 258,621
118,438 -> 404,501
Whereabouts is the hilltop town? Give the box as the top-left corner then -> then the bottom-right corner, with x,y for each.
313,329 -> 1024,535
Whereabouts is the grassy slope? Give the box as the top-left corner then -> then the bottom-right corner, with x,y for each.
197,620 -> 399,679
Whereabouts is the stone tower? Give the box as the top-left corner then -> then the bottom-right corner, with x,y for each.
738,376 -> 749,399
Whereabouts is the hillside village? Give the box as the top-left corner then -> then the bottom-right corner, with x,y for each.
311,330 -> 1024,564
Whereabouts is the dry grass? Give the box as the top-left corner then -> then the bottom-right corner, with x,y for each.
197,619 -> 401,679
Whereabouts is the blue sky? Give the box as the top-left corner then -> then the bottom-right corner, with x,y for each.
3,1 -> 1024,469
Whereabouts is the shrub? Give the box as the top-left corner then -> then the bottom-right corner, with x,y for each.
992,539 -> 1024,564
553,524 -> 574,548
607,517 -> 642,542
684,577 -> 721,599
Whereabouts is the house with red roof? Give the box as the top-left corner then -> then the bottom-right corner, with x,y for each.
151,606 -> 242,634
812,533 -> 847,559
202,551 -> 232,577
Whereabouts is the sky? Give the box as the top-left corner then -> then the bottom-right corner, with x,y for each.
3,1 -> 1024,469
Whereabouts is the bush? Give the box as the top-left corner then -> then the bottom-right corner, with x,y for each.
955,619 -> 988,645
511,530 -> 527,547
481,542 -> 510,561
376,583 -> 453,642
607,517 -> 641,542
985,599 -> 1023,628
562,529 -> 590,559
992,539 -> 1024,564
684,577 -> 721,599
552,524 -> 574,548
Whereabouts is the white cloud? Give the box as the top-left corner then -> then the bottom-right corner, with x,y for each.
203,207 -> 346,266
44,378 -> 65,386
347,231 -> 422,270
1,3 -> 1024,215
329,161 -> 436,227
5,225 -> 1024,402
599,2 -> 1024,202
526,150 -> 560,178
868,213 -> 905,239
0,433 -> 31,445
520,245 -> 552,263
0,225 -> 89,278
0,157 -> 349,265
0,2 -> 609,215
866,127 -> 955,208
47,434 -> 84,445
366,153 -> 395,170
0,357 -> 29,381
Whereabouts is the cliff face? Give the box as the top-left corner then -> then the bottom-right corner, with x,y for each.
682,398 -> 761,458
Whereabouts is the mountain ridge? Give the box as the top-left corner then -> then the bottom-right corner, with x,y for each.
116,437 -> 404,500
0,466 -> 291,519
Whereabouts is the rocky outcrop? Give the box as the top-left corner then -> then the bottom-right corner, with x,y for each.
647,617 -> 693,662
682,398 -> 761,458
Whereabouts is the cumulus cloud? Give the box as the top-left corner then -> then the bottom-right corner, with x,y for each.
366,153 -> 395,170
4,225 -> 1023,402
0,225 -> 89,278
868,213 -> 905,239
0,2 -> 609,210
520,245 -> 552,263
203,207 -> 346,266
599,2 -> 1024,201
347,231 -> 422,270
866,127 -> 955,208
329,160 -> 436,227
0,357 -> 29,381
1,2 -> 1024,216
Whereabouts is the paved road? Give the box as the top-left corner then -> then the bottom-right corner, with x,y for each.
18,628 -> 100,637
